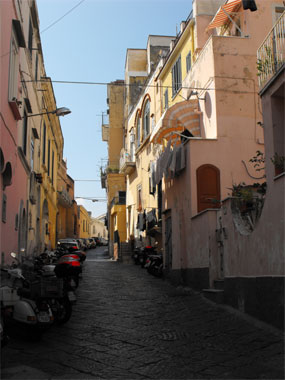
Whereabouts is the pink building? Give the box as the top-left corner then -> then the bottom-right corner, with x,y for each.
0,1 -> 28,264
153,0 -> 284,329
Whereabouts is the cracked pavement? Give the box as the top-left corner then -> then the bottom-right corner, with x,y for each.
1,247 -> 284,379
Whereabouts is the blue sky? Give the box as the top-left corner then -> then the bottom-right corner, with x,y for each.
37,0 -> 192,217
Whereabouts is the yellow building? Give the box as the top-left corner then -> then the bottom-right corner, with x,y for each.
40,78 -> 64,249
78,205 -> 91,239
101,81 -> 126,258
120,36 -> 174,249
57,159 -> 78,240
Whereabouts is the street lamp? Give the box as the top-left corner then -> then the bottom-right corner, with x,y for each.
25,107 -> 71,118
75,197 -> 107,202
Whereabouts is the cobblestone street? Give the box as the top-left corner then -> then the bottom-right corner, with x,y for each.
1,247 -> 284,380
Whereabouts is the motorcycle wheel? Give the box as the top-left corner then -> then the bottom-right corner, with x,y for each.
56,298 -> 72,325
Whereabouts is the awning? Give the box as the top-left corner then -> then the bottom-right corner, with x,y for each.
206,0 -> 242,30
150,99 -> 201,145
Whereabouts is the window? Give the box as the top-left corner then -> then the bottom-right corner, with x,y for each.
2,194 -> 7,223
186,52 -> 192,73
28,17 -> 33,56
164,89 -> 169,110
142,100 -> 150,139
47,139 -> 51,176
35,53 -> 38,81
30,138 -> 34,170
51,151 -> 54,185
8,29 -> 19,102
93,226 -> 95,234
172,56 -> 182,97
130,130 -> 135,161
136,118 -> 141,148
42,123 -> 46,164
22,110 -> 28,155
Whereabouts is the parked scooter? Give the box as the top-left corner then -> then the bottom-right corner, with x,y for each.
138,245 -> 158,268
25,255 -> 74,325
0,259 -> 54,340
145,253 -> 163,277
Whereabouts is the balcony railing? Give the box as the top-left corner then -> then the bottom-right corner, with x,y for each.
119,148 -> 136,175
257,11 -> 285,89
110,192 -> 126,210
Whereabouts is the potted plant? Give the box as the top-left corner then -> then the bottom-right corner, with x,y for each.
270,153 -> 285,176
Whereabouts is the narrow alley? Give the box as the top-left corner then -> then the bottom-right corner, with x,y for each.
1,247 -> 284,380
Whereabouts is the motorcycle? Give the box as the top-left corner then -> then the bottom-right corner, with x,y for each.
145,253 -> 163,277
0,262 -> 54,341
138,245 -> 158,268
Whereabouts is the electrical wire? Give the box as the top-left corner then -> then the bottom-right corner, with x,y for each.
22,78 -> 259,94
40,0 -> 87,34
1,0 -> 86,58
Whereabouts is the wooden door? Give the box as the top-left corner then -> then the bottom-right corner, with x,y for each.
197,164 -> 220,213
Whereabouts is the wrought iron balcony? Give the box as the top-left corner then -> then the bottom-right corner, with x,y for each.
119,148 -> 136,175
257,11 -> 285,89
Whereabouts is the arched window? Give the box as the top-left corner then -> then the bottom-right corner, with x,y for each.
136,118 -> 141,148
142,100 -> 150,139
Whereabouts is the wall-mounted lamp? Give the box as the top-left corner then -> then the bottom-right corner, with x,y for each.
25,107 -> 71,118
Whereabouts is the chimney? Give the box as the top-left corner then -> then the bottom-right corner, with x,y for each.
180,21 -> 186,33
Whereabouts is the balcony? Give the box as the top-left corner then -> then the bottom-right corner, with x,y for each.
119,148 -> 136,175
101,114 -> 109,142
257,11 -> 285,89
57,189 -> 73,208
110,192 -> 126,209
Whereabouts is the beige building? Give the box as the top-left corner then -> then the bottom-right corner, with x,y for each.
90,214 -> 108,238
77,205 -> 91,239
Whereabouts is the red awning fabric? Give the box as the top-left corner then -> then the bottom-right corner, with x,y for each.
150,99 -> 201,145
207,0 -> 242,30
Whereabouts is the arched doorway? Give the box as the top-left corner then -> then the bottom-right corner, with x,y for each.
197,164 -> 221,213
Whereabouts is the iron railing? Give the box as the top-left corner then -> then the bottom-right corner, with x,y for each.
257,11 -> 285,88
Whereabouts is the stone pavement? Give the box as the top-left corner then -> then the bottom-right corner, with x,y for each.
1,247 -> 284,380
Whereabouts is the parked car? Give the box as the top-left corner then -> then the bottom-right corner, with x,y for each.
83,238 -> 91,250
88,238 -> 96,249
57,239 -> 86,261
93,237 -> 101,246
99,237 -> 108,246
77,238 -> 87,251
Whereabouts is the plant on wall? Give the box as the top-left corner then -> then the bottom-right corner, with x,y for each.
249,150 -> 265,172
270,153 -> 285,175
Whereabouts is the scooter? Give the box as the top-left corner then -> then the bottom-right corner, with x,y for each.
139,245 -> 158,268
145,253 -> 163,277
0,261 -> 54,340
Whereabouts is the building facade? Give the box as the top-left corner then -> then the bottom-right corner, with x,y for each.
1,0 -> 73,260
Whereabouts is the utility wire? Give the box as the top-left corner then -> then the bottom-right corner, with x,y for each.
22,78 -> 258,94
1,0 -> 86,58
40,0 -> 87,34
